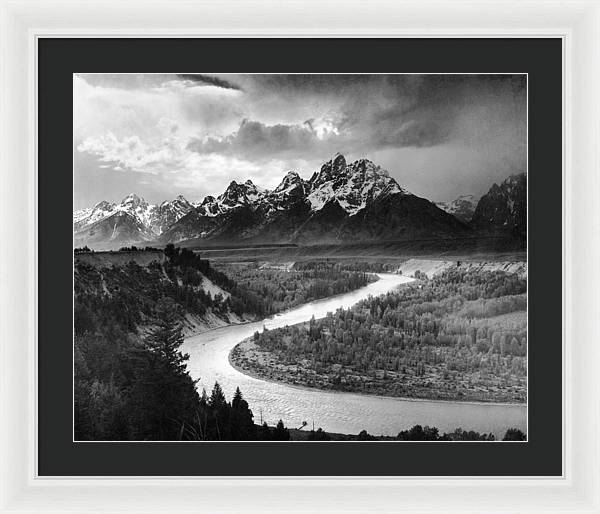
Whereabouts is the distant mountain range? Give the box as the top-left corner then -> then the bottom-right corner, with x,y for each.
435,195 -> 478,224
74,153 -> 526,249
73,194 -> 194,248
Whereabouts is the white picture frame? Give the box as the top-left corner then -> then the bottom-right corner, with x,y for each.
0,0 -> 598,512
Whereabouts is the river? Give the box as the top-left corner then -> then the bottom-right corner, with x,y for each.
180,273 -> 527,438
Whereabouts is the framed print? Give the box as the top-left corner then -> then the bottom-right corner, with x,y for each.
1,1 -> 599,513
72,71 -> 529,445
43,38 -> 557,476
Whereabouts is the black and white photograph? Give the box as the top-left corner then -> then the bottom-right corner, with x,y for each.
73,73 -> 527,442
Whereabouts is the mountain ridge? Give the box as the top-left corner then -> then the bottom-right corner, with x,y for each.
471,173 -> 526,237
74,154 -> 526,250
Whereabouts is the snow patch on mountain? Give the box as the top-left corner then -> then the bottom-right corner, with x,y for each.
435,194 -> 478,223
197,180 -> 267,217
307,155 -> 407,215
73,193 -> 194,238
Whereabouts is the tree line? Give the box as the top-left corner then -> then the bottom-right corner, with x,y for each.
215,260 -> 375,318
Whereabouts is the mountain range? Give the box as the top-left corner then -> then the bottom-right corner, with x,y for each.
73,154 -> 526,249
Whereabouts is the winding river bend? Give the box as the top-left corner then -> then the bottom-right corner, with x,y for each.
181,274 -> 527,438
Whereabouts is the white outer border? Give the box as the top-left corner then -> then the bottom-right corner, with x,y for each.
0,1 -> 597,512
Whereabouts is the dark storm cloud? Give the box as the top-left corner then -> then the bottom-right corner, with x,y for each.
333,74 -> 525,150
187,74 -> 526,162
177,74 -> 242,91
187,119 -> 322,159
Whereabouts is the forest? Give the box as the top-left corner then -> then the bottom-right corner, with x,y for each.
75,288 -> 293,440
214,260 -> 375,316
232,269 -> 528,403
74,247 -> 374,440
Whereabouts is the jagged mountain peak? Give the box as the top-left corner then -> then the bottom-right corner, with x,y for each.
349,158 -> 388,177
282,170 -> 300,180
196,177 -> 266,218
160,195 -> 191,208
331,152 -> 346,166
314,153 -> 348,184
274,171 -> 303,193
121,193 -> 147,207
471,172 -> 526,235
93,200 -> 114,210
222,179 -> 261,201
224,178 -> 261,195
307,155 -> 408,215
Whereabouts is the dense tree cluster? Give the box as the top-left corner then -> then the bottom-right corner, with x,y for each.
396,425 -> 496,441
346,425 -> 524,441
293,260 -> 395,273
75,259 -> 227,335
191,384 -> 290,441
75,297 -> 202,440
237,269 -> 527,402
74,247 -> 372,440
75,248 -> 376,337
75,289 -> 291,440
216,261 -> 375,317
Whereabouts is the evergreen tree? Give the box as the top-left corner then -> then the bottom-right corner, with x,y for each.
230,387 -> 256,440
273,419 -> 290,441
207,382 -> 229,440
259,422 -> 271,440
128,297 -> 200,440
209,382 -> 227,410
146,297 -> 188,370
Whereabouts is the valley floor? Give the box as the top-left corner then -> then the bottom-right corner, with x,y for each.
229,260 -> 527,404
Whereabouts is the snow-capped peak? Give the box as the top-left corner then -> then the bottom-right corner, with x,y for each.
93,200 -> 114,210
307,156 -> 408,215
120,193 -> 147,208
313,153 -> 348,186
74,194 -> 194,237
196,179 -> 266,217
274,171 -> 303,193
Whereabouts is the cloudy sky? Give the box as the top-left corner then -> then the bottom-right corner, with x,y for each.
74,74 -> 526,210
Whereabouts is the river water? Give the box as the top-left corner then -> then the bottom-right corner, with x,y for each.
181,274 -> 527,438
